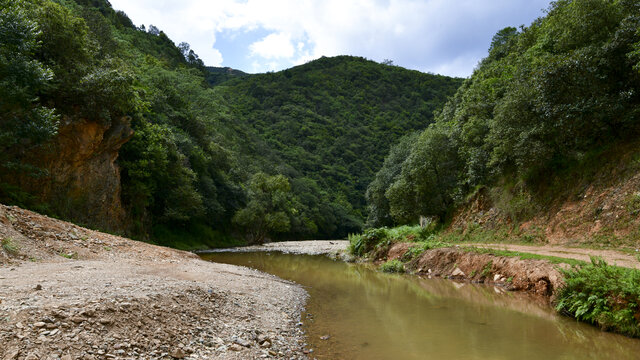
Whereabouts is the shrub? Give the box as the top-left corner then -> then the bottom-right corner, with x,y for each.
1,237 -> 19,254
555,257 -> 640,337
348,227 -> 390,256
380,259 -> 405,273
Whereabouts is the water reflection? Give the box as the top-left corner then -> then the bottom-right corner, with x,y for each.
202,252 -> 640,360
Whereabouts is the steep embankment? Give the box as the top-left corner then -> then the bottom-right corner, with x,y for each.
0,205 -> 309,359
449,143 -> 640,249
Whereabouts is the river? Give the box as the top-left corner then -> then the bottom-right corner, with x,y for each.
201,251 -> 640,359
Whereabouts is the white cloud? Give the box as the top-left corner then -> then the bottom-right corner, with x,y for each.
109,0 -> 552,76
249,33 -> 295,59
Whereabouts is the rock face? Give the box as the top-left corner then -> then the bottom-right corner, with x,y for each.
17,117 -> 133,232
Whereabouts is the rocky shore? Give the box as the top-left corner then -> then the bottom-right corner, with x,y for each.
0,205 -> 309,360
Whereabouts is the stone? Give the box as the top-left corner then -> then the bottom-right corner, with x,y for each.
169,348 -> 186,359
33,322 -> 46,328
228,344 -> 243,352
4,349 -> 20,360
34,284 -> 42,291
320,335 -> 330,340
493,274 -> 502,282
451,268 -> 465,277
234,338 -> 251,347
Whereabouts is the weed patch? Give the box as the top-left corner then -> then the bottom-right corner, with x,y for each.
556,258 -> 640,338
1,237 -> 19,254
379,259 -> 405,273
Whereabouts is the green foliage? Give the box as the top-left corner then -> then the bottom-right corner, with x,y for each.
0,0 -> 58,176
232,173 -> 296,244
220,56 -> 462,237
556,257 -> 640,337
401,237 -> 450,261
367,0 -> 640,228
348,227 -> 390,257
379,259 -> 405,273
1,237 -> 19,254
349,225 -> 444,257
386,124 -> 461,223
366,133 -> 419,227
481,260 -> 493,278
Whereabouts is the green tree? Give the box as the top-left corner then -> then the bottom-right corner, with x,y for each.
386,124 -> 461,224
0,0 -> 58,185
232,173 -> 295,244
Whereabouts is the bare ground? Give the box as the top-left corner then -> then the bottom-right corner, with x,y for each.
473,243 -> 640,269
0,205 -> 309,360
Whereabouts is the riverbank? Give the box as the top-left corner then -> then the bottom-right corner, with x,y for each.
0,205 -> 308,360
200,240 -> 349,258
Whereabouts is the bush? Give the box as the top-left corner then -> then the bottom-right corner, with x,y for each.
348,227 -> 389,256
1,237 -> 19,254
379,259 -> 405,273
555,257 -> 640,337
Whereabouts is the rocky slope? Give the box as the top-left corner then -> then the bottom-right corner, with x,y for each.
8,116 -> 134,233
0,205 -> 309,359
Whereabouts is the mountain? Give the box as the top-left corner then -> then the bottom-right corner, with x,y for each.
0,0 -> 462,248
205,66 -> 250,86
218,56 -> 463,236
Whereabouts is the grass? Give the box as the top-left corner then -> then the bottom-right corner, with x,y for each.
348,225 -> 439,257
59,251 -> 77,259
481,260 -> 493,278
556,257 -> 640,338
462,246 -> 586,266
1,237 -> 19,254
379,259 -> 405,273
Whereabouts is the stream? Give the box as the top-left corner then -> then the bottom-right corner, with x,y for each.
201,251 -> 640,359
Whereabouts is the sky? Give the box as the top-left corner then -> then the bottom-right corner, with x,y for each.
109,0 -> 553,77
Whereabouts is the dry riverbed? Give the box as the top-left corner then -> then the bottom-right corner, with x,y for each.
0,205 -> 308,360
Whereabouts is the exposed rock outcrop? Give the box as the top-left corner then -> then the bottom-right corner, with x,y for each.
17,116 -> 133,232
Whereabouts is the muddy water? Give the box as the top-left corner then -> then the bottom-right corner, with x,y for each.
202,252 -> 640,359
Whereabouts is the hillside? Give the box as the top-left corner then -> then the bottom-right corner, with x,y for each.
218,56 -> 463,233
364,0 -> 640,249
0,0 -> 462,248
205,66 -> 250,86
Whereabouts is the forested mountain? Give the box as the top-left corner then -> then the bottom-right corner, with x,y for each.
366,0 -> 640,228
0,0 -> 462,248
217,56 -> 462,230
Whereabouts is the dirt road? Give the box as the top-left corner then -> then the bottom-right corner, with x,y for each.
474,243 -> 640,269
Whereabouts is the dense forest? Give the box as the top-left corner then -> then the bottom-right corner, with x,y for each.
0,0 -> 461,248
365,0 -> 640,228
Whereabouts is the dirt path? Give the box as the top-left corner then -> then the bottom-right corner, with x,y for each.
0,205 -> 309,360
471,243 -> 640,269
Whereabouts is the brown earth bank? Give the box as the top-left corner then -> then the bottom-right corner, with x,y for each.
449,144 -> 640,248
0,204 -> 309,360
380,243 -> 563,297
